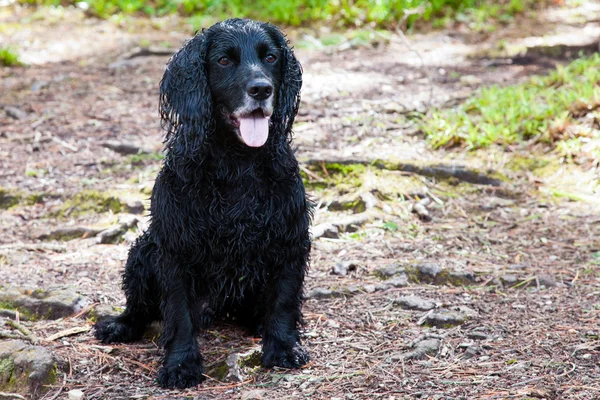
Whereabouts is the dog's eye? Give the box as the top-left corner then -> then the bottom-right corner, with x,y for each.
265,54 -> 277,63
218,57 -> 231,66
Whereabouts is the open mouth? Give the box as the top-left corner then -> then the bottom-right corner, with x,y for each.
230,108 -> 271,148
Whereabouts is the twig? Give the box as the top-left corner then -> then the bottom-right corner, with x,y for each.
0,393 -> 26,399
5,319 -> 39,344
51,136 -> 79,152
299,165 -> 324,182
391,6 -> 433,107
45,326 -> 90,342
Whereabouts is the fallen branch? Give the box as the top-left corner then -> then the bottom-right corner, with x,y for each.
45,326 -> 91,342
0,392 -> 26,399
6,319 -> 39,344
303,156 -> 503,186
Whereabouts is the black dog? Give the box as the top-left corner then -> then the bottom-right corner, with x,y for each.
95,19 -> 311,389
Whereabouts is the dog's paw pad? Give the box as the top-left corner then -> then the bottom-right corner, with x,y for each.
157,353 -> 205,389
262,343 -> 309,369
94,318 -> 138,344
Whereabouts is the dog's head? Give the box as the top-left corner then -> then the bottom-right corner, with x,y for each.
160,19 -> 302,162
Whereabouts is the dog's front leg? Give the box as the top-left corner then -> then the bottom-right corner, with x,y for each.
261,259 -> 309,369
156,275 -> 205,389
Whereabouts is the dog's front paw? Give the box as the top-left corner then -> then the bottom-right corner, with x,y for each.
157,351 -> 205,389
94,318 -> 140,343
262,341 -> 309,369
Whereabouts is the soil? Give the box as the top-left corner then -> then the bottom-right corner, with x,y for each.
1,2 -> 599,399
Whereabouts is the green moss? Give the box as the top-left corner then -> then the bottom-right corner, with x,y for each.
507,155 -> 551,172
49,190 -> 124,219
0,188 -> 20,210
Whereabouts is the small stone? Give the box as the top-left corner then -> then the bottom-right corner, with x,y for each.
500,274 -> 519,285
311,223 -> 339,239
394,296 -> 436,311
509,264 -> 527,270
124,200 -> 145,214
87,304 -> 121,321
68,389 -> 85,400
383,102 -> 405,113
467,331 -> 489,340
363,284 -> 376,293
31,80 -> 49,91
416,263 -> 442,278
459,75 -> 482,86
306,288 -> 344,299
403,339 -> 441,360
420,306 -> 477,328
360,192 -> 378,210
96,227 -> 123,244
332,261 -> 358,276
375,263 -> 405,279
4,106 -> 28,120
241,390 -> 265,400
387,275 -> 409,287
537,274 -> 556,287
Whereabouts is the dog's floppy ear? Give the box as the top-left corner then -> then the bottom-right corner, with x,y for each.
159,30 -> 214,178
264,24 -> 303,137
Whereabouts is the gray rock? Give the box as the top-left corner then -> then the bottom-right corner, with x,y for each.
241,389 -> 265,400
403,339 -> 441,360
467,331 -> 489,340
363,284 -> 376,293
375,263 -> 405,279
207,347 -> 261,382
387,275 -> 409,287
500,274 -> 519,285
311,223 -> 339,239
360,192 -> 378,210
0,340 -> 58,397
4,106 -> 27,120
331,213 -> 372,233
96,227 -> 124,244
31,80 -> 49,92
537,274 -> 556,287
0,287 -> 89,320
416,263 -> 443,278
420,306 -> 477,328
394,296 -> 436,311
306,288 -> 343,299
332,261 -> 358,276
68,389 -> 85,400
87,304 -> 121,321
124,200 -> 145,215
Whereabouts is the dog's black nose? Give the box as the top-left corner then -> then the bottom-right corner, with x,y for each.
247,80 -> 273,101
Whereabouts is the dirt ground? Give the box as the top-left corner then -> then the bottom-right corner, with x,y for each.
1,2 -> 600,399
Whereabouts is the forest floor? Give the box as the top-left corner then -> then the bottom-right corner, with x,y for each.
1,2 -> 600,399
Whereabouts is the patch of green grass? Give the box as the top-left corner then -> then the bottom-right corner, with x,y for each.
422,54 -> 600,150
0,46 -> 22,67
18,0 -> 543,29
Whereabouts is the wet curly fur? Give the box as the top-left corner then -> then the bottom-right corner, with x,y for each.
94,19 -> 311,389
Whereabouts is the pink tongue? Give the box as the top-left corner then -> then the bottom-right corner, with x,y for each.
239,115 -> 269,147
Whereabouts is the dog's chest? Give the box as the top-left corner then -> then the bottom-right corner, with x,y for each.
204,175 -> 295,247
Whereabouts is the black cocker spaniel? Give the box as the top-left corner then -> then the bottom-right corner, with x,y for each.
95,19 -> 311,389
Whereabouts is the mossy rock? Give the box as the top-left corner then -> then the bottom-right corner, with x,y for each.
206,347 -> 262,382
0,188 -> 20,209
0,340 -> 59,397
49,190 -> 125,219
376,263 -> 476,286
0,287 -> 89,320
